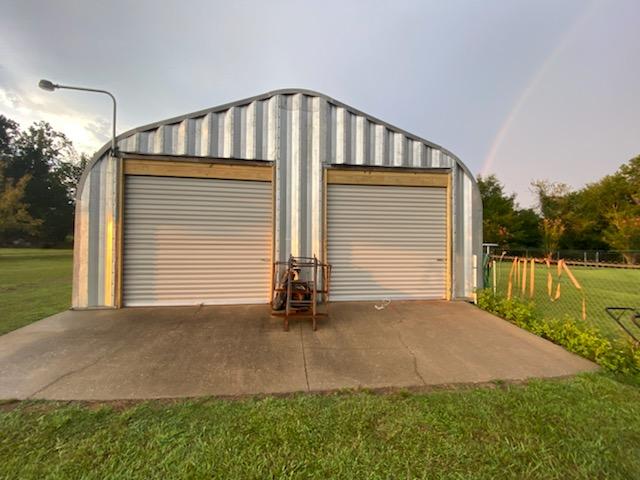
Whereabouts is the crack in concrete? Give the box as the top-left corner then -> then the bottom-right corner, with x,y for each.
299,322 -> 310,392
27,343 -> 126,399
28,306 -> 206,399
27,304 -> 204,399
395,330 -> 427,386
388,305 -> 427,386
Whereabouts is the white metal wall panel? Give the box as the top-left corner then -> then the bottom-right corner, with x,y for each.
74,90 -> 482,308
328,184 -> 447,301
123,175 -> 272,306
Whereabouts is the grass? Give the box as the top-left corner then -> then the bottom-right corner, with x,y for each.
0,248 -> 73,335
2,249 -> 639,477
0,373 -> 639,479
492,261 -> 640,341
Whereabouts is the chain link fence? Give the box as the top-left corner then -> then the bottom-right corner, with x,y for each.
484,249 -> 640,342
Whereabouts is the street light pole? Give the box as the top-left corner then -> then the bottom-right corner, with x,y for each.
39,79 -> 118,155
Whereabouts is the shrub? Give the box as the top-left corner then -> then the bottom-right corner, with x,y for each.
477,289 -> 640,376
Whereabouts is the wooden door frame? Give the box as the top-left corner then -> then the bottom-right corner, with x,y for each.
114,155 -> 275,308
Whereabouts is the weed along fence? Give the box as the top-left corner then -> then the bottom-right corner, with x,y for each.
485,251 -> 640,342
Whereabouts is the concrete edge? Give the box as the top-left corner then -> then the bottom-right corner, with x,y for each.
4,371 -> 602,406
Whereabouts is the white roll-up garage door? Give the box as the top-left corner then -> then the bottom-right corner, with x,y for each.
328,184 -> 447,301
123,175 -> 272,306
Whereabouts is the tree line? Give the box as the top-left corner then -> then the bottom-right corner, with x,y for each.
0,115 -> 87,246
479,154 -> 640,263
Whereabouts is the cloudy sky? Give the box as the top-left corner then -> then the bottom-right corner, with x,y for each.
1,0 -> 638,206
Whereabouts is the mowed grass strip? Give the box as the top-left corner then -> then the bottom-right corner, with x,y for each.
493,261 -> 640,341
1,373 -> 639,479
0,249 -> 72,335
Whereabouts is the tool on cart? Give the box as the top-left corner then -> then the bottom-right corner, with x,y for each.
605,307 -> 640,344
271,255 -> 331,331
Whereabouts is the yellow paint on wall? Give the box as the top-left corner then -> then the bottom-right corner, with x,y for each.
104,216 -> 113,306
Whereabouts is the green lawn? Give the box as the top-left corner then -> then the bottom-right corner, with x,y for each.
2,249 -> 639,478
0,373 -> 638,479
491,261 -> 640,341
0,248 -> 72,335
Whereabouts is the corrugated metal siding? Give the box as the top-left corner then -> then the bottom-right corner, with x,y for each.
73,155 -> 118,308
328,184 -> 447,301
73,89 -> 481,308
122,176 -> 272,306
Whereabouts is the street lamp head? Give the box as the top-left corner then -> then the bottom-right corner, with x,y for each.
38,79 -> 57,91
36,78 -> 118,154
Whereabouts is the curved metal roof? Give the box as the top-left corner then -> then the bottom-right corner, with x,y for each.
78,88 -> 476,197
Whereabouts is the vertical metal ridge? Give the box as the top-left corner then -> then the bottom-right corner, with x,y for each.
255,100 -> 266,160
405,138 -> 414,167
311,97 -> 327,260
233,105 -> 242,158
300,94 -> 312,257
290,94 -> 302,257
245,101 -> 256,160
138,132 -> 150,154
87,162 -> 101,306
186,118 -> 197,155
347,111 -> 356,164
103,157 -> 116,306
432,148 -> 441,168
374,124 -> 385,166
176,120 -> 187,155
267,97 -> 278,161
393,132 -> 405,167
193,118 -> 203,156
270,96 -> 282,262
384,129 -> 393,166
335,106 -> 346,165
200,113 -> 212,157
412,141 -> 423,168
170,124 -> 180,154
223,107 -> 235,158
73,175 -> 90,308
152,125 -> 163,154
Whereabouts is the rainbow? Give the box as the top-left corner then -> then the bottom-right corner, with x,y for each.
480,2 -> 597,177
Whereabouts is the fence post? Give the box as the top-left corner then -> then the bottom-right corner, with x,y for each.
596,251 -> 599,266
472,255 -> 478,304
492,260 -> 496,295
584,251 -> 587,266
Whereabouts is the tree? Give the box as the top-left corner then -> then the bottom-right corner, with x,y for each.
540,218 -> 565,258
0,116 -> 19,160
511,208 -> 542,249
531,180 -> 571,255
0,169 -> 42,243
4,121 -> 78,244
0,116 -> 41,244
55,153 -> 88,203
531,156 -> 640,261
600,155 -> 640,263
478,174 -> 541,249
477,174 -> 518,247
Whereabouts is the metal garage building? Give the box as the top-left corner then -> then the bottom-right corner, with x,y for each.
72,89 -> 482,308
